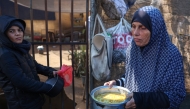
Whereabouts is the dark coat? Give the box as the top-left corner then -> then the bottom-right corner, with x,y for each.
0,15 -> 55,109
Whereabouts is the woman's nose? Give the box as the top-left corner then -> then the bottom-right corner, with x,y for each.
15,30 -> 20,35
133,28 -> 140,36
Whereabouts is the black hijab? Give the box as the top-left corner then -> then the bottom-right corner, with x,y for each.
131,10 -> 152,32
0,16 -> 31,54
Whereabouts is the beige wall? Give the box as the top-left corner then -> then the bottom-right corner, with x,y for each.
24,20 -> 55,36
24,12 -> 86,36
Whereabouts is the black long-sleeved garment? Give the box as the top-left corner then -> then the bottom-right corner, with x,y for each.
115,75 -> 170,109
133,92 -> 170,109
0,15 -> 56,109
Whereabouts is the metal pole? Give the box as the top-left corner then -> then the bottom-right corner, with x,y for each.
90,0 -> 96,109
0,0 -> 2,16
58,1 -> 64,109
71,0 -> 75,109
44,0 -> 51,108
30,0 -> 35,59
44,0 -> 50,67
14,0 -> 19,18
58,0 -> 63,68
85,0 -> 90,109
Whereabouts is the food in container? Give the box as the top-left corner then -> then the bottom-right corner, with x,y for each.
90,85 -> 130,108
95,92 -> 126,104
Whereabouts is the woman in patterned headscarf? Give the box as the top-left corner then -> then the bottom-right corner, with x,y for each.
104,6 -> 186,109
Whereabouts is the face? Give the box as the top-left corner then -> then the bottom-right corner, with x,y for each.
6,26 -> 24,44
131,22 -> 151,47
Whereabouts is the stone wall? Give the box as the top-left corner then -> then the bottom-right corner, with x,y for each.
161,0 -> 190,92
95,0 -> 190,92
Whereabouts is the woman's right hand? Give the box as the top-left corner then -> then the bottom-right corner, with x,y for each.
103,80 -> 116,88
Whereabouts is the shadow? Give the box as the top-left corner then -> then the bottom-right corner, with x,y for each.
42,89 -> 77,109
37,53 -> 49,55
170,0 -> 190,16
171,16 -> 190,36
170,0 -> 190,36
0,94 -> 8,109
0,75 -> 78,109
180,92 -> 190,109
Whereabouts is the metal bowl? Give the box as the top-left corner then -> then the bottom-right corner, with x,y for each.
45,75 -> 64,97
90,85 -> 131,107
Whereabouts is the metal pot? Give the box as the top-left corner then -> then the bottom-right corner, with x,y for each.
90,86 -> 130,109
45,75 -> 64,97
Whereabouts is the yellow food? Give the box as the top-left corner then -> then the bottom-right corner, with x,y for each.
95,92 -> 126,104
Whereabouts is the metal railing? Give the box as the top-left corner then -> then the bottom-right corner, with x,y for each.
0,0 -> 90,109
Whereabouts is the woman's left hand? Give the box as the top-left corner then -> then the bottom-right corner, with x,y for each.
53,71 -> 59,77
125,93 -> 136,109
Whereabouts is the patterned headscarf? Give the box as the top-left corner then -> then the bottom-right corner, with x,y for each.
125,6 -> 182,91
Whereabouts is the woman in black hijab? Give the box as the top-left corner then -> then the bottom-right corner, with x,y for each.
0,15 -> 62,109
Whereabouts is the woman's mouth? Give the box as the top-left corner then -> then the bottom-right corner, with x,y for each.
134,38 -> 141,42
16,38 -> 22,41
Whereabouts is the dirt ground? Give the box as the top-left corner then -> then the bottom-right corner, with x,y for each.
35,45 -> 86,109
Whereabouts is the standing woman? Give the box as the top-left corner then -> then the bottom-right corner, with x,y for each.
0,15 -> 61,109
104,6 -> 186,109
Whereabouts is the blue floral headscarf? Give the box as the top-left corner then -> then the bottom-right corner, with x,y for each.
125,6 -> 186,108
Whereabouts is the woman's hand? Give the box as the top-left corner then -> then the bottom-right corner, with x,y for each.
103,80 -> 116,88
53,71 -> 59,77
125,93 -> 136,109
